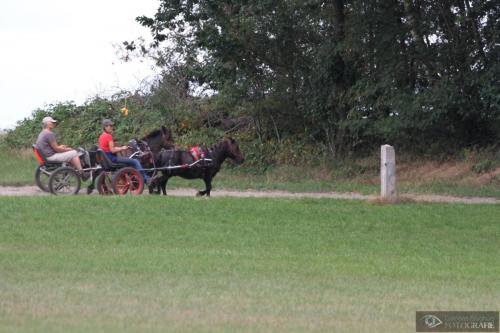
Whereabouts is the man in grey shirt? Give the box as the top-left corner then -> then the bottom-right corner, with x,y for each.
35,117 -> 82,170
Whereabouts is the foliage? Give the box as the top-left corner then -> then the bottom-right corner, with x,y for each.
5,92 -> 178,150
472,159 -> 495,173
5,0 -> 500,165
131,0 -> 500,156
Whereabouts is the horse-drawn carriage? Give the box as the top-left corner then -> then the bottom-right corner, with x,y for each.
32,143 -> 149,196
33,127 -> 244,196
32,126 -> 173,196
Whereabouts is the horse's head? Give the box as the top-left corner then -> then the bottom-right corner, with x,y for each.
143,126 -> 175,153
159,125 -> 175,148
225,137 -> 244,164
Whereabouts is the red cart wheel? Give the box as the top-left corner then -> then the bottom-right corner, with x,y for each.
111,167 -> 144,195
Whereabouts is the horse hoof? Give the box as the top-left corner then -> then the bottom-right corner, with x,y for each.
86,186 -> 94,195
148,185 -> 160,195
196,192 -> 202,197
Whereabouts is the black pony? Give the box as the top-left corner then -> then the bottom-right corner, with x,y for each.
128,126 -> 175,191
151,138 -> 244,196
141,126 -> 175,153
119,125 -> 174,165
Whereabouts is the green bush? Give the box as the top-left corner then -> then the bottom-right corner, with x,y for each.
6,91 -> 498,171
473,160 -> 495,174
5,97 -> 173,150
4,93 -> 335,169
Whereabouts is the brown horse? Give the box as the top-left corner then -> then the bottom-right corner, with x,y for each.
151,138 -> 244,196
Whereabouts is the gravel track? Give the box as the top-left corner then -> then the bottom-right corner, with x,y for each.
0,186 -> 498,204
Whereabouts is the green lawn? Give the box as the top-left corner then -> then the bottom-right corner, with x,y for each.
0,150 -> 36,187
0,197 -> 498,332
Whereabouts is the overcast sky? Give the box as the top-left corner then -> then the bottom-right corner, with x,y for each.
0,0 -> 160,130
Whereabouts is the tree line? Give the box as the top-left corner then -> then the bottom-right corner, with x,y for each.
5,0 -> 499,165
129,0 -> 499,156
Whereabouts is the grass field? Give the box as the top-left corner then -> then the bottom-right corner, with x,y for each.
0,196 -> 498,332
1,149 -> 499,198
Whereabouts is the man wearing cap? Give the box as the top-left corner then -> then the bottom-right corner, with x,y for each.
35,117 -> 83,170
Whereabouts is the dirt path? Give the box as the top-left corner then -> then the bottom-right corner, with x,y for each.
0,186 -> 498,204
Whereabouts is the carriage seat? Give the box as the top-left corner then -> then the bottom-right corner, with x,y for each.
32,145 -> 63,167
85,145 -> 99,168
95,149 -> 128,171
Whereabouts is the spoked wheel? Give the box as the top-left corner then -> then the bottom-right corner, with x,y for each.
48,167 -> 81,195
35,165 -> 59,192
96,171 -> 114,195
112,167 -> 144,195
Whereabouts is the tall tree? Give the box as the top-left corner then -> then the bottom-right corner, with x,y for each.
134,0 -> 500,155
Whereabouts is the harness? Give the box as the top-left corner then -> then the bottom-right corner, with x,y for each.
152,146 -> 214,176
189,146 -> 205,161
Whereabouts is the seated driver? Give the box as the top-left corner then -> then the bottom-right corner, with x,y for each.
98,119 -> 150,183
35,117 -> 83,171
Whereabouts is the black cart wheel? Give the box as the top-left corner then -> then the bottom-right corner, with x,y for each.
112,167 -> 144,195
96,171 -> 114,195
35,165 -> 52,192
48,167 -> 81,195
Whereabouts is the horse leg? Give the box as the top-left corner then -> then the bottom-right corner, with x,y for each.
197,177 -> 212,197
86,184 -> 94,195
153,174 -> 164,195
152,174 -> 168,195
86,172 -> 97,194
161,176 -> 170,195
148,175 -> 162,195
205,178 -> 212,197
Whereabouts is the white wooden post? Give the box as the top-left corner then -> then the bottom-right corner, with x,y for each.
381,145 -> 397,202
